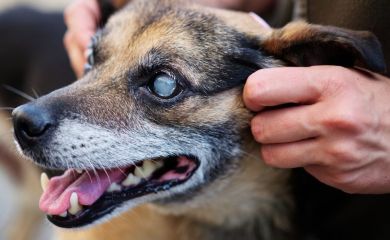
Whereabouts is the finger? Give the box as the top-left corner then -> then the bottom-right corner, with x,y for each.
64,32 -> 85,78
261,139 -> 321,168
244,66 -> 330,112
64,0 -> 100,49
251,105 -> 321,144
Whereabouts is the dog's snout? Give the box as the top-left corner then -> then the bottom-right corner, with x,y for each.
12,104 -> 53,148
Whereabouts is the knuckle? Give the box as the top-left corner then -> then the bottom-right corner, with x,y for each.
63,32 -> 73,48
64,4 -> 75,22
251,117 -> 268,143
325,142 -> 360,166
321,106 -> 368,133
245,74 -> 264,100
64,0 -> 79,15
64,0 -> 84,25
261,147 -> 278,166
319,66 -> 351,95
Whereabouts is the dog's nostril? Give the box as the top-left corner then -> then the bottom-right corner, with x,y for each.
12,104 -> 53,146
19,118 -> 51,137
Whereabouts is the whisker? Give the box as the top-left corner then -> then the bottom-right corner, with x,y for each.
94,162 -> 109,190
116,167 -> 127,177
100,164 -> 112,185
88,160 -> 101,186
84,167 -> 93,183
31,88 -> 40,98
0,107 -> 14,111
80,162 -> 94,183
134,165 -> 145,178
3,84 -> 35,101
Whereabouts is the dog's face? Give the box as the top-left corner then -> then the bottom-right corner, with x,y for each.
12,0 -> 385,229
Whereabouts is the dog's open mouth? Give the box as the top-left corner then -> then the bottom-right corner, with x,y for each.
39,156 -> 199,228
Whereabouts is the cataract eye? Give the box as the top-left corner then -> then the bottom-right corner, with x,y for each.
149,74 -> 181,98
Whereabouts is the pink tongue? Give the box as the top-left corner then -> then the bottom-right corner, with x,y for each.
39,169 -> 126,215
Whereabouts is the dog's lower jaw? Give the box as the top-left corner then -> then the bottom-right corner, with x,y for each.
161,141 -> 293,240
56,140 -> 293,240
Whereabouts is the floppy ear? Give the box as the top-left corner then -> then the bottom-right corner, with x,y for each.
261,21 -> 386,73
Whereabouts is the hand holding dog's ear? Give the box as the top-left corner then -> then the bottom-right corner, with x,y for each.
243,21 -> 390,194
244,66 -> 390,194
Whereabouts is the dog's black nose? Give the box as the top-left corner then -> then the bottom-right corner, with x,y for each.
12,104 -> 53,148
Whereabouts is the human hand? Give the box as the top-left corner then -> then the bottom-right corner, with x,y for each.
244,66 -> 390,194
62,0 -> 272,78
64,0 -> 101,78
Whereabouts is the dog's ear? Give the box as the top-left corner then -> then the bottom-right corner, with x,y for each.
261,22 -> 386,73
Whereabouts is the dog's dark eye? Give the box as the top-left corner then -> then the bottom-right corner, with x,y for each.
148,74 -> 181,99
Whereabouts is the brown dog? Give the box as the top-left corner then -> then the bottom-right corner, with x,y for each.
12,0 -> 385,240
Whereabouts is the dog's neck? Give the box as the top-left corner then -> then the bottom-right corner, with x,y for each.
168,139 -> 293,239
56,139 -> 293,240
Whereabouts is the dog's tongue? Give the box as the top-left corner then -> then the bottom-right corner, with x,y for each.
39,169 -> 126,215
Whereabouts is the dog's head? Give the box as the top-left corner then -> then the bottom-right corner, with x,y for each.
12,0 -> 385,228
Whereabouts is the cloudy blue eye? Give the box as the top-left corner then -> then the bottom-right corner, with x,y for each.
149,74 -> 181,99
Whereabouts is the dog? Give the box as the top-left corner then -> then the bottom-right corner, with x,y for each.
11,0 -> 389,240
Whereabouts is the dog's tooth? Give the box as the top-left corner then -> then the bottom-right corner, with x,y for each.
75,169 -> 83,174
40,172 -> 49,192
153,160 -> 163,169
143,160 -> 157,176
69,192 -> 82,215
135,160 -> 161,179
122,173 -> 141,187
134,166 -> 144,178
59,211 -> 67,218
107,182 -> 122,192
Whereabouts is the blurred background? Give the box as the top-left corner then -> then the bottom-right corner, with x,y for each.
0,1 -> 74,239
0,0 -> 68,10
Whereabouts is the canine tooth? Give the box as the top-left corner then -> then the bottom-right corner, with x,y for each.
134,160 -> 158,178
40,172 -> 49,191
69,192 -> 82,215
75,169 -> 83,174
107,182 -> 122,192
122,173 -> 141,187
59,211 -> 67,218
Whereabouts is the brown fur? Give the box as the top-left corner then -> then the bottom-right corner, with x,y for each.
11,1 -> 385,240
